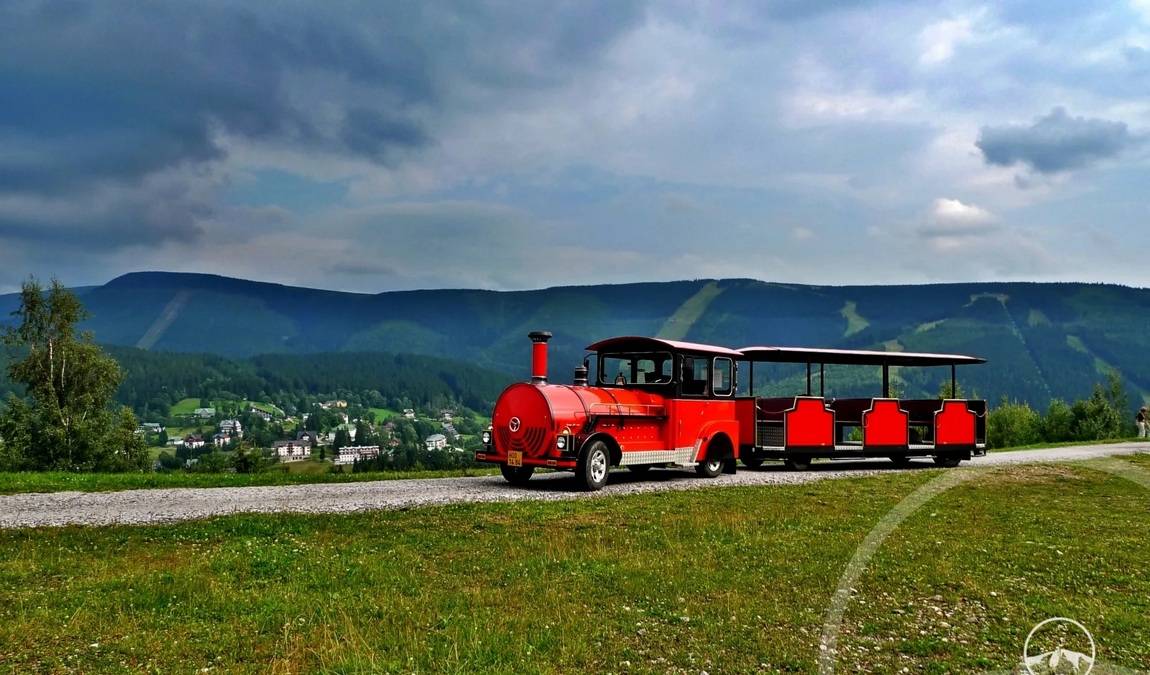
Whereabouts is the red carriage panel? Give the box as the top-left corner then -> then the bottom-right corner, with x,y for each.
785,397 -> 835,448
736,397 -> 758,450
935,400 -> 976,446
862,399 -> 909,448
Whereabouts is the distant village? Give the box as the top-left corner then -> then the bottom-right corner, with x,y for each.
136,397 -> 486,473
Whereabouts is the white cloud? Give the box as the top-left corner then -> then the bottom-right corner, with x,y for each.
919,15 -> 976,66
1132,0 -> 1150,24
928,197 -> 995,228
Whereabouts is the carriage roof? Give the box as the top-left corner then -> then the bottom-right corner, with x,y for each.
586,336 -> 983,366
585,336 -> 743,357
737,346 -> 985,367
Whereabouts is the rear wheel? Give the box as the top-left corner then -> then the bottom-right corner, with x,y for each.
933,455 -> 962,468
742,454 -> 764,469
695,458 -> 723,478
889,455 -> 912,467
784,455 -> 812,471
500,464 -> 535,486
577,440 -> 611,491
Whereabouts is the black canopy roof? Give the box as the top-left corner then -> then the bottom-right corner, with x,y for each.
586,336 -> 743,357
737,346 -> 985,367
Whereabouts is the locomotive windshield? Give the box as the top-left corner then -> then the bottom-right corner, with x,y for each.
599,352 -> 673,386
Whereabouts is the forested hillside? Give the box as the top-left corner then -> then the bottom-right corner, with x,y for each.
0,348 -> 508,419
3,272 -> 1149,408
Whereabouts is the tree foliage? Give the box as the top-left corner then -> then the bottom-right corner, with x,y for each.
0,279 -> 148,471
987,372 -> 1135,448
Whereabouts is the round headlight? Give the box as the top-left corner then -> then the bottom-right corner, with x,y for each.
556,435 -> 567,450
482,431 -> 491,444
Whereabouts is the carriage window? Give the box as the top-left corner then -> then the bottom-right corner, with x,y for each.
681,356 -> 710,396
713,358 -> 734,397
599,353 -> 672,386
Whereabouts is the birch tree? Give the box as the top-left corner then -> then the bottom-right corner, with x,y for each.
0,278 -> 148,471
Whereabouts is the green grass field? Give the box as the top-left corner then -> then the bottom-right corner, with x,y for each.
0,467 -> 499,495
1,457 -> 1148,672
168,397 -> 203,416
0,439 -> 1139,494
168,397 -> 283,419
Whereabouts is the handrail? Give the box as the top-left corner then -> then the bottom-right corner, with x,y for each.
586,402 -> 666,417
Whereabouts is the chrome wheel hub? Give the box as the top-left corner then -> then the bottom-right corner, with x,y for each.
590,450 -> 608,483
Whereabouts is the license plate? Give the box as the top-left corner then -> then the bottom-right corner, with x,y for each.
508,451 -> 523,467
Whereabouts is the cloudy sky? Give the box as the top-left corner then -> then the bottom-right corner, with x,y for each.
2,0 -> 1149,293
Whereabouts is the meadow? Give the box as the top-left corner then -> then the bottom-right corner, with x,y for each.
0,455 -> 1148,672
0,438 -> 1132,495
0,467 -> 498,495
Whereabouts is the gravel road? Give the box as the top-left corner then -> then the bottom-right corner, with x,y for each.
2,443 -> 1146,529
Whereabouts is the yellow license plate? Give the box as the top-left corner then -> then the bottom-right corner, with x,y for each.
508,451 -> 523,467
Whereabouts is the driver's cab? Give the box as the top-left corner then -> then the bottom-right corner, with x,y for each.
599,351 -> 674,388
594,349 -> 736,399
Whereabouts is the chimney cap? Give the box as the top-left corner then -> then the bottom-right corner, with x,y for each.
528,330 -> 553,342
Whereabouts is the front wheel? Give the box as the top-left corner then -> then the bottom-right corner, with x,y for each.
695,458 -> 723,478
500,464 -> 535,486
784,455 -> 812,471
577,440 -> 612,491
933,456 -> 962,468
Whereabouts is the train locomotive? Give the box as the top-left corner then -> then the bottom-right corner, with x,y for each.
476,331 -> 987,491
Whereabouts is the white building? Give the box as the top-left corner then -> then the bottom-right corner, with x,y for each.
182,434 -> 206,449
194,407 -> 216,419
425,433 -> 447,450
219,419 -> 243,438
248,407 -> 272,422
273,440 -> 311,462
332,445 -> 381,465
403,408 -> 416,419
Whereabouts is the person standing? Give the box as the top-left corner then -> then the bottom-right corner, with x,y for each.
1138,407 -> 1148,438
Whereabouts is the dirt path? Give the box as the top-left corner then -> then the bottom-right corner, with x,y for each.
1,443 -> 1146,529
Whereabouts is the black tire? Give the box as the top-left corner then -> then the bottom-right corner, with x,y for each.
784,455 -> 812,471
889,455 -> 912,467
742,455 -> 764,469
933,456 -> 962,468
500,464 -> 535,486
627,464 -> 653,476
577,440 -> 612,491
695,458 -> 723,478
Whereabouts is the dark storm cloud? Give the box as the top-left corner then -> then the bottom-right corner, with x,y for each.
0,173 -> 212,249
975,107 -> 1137,174
0,0 -> 645,242
339,109 -> 430,164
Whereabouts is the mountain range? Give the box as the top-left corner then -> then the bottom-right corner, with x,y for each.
3,272 -> 1149,408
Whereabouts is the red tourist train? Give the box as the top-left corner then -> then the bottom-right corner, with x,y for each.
475,331 -> 987,490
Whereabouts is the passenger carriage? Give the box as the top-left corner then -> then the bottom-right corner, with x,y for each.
736,346 -> 987,470
475,331 -> 986,490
